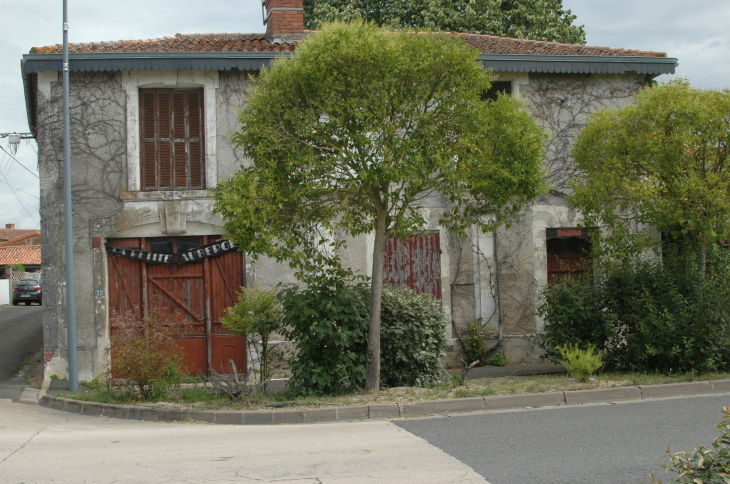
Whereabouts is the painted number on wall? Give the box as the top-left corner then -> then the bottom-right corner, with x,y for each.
95,290 -> 105,297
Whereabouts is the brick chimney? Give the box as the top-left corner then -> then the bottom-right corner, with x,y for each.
263,0 -> 304,43
5,223 -> 15,229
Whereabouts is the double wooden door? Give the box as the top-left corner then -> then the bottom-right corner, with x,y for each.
107,236 -> 246,375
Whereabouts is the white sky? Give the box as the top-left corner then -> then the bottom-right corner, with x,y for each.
0,0 -> 728,230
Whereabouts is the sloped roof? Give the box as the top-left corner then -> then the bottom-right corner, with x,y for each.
0,245 -> 41,265
0,229 -> 39,242
29,31 -> 665,58
31,33 -> 298,54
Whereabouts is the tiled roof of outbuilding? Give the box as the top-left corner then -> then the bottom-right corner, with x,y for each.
0,245 -> 41,265
30,31 -> 666,58
0,229 -> 40,242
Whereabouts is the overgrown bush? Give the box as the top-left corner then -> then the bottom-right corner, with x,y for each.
380,286 -> 448,387
279,275 -> 370,395
651,407 -> 730,484
109,309 -> 188,400
221,285 -> 283,392
557,343 -> 603,381
537,248 -> 730,373
464,321 -> 487,365
280,277 -> 449,394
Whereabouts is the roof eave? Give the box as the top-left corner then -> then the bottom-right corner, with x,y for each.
22,51 -> 678,76
479,53 -> 677,76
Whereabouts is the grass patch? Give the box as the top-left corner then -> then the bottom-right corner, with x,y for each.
60,370 -> 730,411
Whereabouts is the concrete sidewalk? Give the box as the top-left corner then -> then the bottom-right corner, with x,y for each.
0,400 -> 489,484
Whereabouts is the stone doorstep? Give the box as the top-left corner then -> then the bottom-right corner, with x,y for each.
37,379 -> 730,425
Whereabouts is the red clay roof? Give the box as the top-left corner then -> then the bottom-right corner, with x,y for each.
31,33 -> 298,54
0,232 -> 41,247
0,229 -> 40,242
30,31 -> 666,58
0,245 -> 41,265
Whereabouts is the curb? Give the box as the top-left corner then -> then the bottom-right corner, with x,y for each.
38,379 -> 730,425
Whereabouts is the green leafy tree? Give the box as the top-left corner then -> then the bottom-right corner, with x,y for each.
214,21 -> 546,391
304,0 -> 586,44
221,286 -> 284,392
570,80 -> 730,274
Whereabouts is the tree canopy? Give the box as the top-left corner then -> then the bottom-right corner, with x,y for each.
214,21 -> 546,390
304,0 -> 586,44
571,80 -> 730,263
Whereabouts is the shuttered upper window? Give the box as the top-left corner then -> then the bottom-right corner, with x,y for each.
140,89 -> 205,191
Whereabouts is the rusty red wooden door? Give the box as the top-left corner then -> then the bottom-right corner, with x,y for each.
383,231 -> 442,299
107,236 -> 246,376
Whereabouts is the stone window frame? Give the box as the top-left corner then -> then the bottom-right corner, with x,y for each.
122,70 -> 219,192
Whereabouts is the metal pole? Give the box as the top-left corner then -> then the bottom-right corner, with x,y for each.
62,0 -> 78,392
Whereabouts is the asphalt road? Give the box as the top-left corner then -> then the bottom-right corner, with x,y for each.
396,394 -> 730,484
0,305 -> 43,381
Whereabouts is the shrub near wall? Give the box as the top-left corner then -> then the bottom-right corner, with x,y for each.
280,280 -> 449,393
380,286 -> 448,388
537,248 -> 730,373
280,276 -> 370,395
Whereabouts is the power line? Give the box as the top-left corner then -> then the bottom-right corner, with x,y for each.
0,169 -> 39,226
0,179 -> 39,199
0,145 -> 39,179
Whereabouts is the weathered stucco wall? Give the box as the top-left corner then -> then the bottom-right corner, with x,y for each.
36,68 -> 650,379
37,71 -> 127,380
494,72 -> 647,362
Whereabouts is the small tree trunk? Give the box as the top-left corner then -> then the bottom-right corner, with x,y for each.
697,244 -> 707,280
697,242 -> 707,325
365,216 -> 388,393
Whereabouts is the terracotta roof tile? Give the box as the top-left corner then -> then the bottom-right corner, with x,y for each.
0,245 -> 41,265
0,229 -> 40,242
0,232 -> 41,247
454,32 -> 666,57
31,33 -> 299,54
31,31 -> 665,58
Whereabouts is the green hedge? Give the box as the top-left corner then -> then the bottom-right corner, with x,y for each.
280,279 -> 448,394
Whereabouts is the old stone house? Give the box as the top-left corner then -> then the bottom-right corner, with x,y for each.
22,0 -> 676,381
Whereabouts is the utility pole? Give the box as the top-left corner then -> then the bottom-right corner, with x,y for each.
62,0 -> 79,392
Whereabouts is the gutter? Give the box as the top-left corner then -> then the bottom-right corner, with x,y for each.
23,51 -> 678,76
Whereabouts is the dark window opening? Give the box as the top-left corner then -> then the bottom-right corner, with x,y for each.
481,81 -> 513,103
176,238 -> 201,253
547,230 -> 592,285
547,237 -> 590,255
140,88 -> 205,191
149,237 -> 202,254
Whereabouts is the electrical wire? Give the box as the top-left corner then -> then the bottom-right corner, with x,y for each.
0,179 -> 39,199
0,168 -> 39,226
0,146 -> 39,179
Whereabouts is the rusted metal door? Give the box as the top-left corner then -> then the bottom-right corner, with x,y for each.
107,236 -> 246,376
383,231 -> 442,299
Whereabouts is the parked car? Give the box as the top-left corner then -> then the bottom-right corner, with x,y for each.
12,279 -> 42,306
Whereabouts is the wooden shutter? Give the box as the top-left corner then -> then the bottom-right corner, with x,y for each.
140,92 -> 158,190
140,88 -> 205,191
187,92 -> 204,188
384,232 -> 442,299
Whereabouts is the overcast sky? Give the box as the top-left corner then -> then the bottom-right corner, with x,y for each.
0,0 -> 728,230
